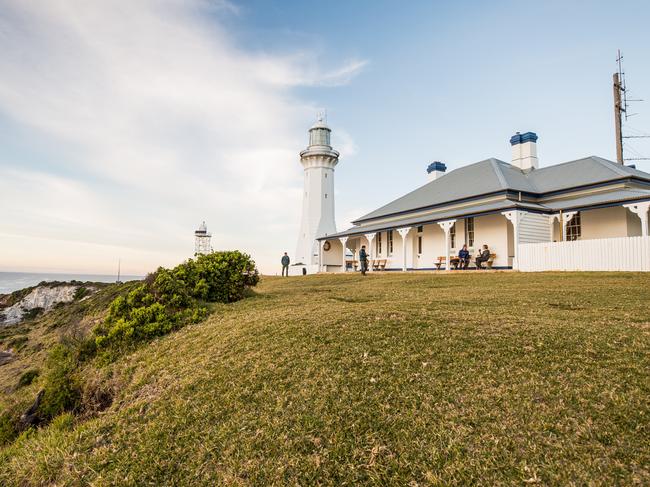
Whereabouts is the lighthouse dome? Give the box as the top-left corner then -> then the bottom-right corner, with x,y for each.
308,115 -> 331,147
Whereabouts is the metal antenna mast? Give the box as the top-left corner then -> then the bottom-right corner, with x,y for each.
613,50 -> 650,164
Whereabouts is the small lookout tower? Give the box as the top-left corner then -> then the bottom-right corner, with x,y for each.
194,221 -> 212,255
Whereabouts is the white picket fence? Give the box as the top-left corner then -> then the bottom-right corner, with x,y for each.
518,236 -> 650,272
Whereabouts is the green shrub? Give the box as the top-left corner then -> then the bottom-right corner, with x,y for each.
73,287 -> 90,300
37,345 -> 81,420
17,369 -> 39,388
22,307 -> 44,321
191,251 -> 260,303
94,251 -> 258,353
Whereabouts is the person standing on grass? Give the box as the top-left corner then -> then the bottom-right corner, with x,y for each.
359,245 -> 368,276
458,244 -> 470,270
475,244 -> 490,269
281,252 -> 290,276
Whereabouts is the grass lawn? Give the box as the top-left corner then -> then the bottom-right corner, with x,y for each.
1,272 -> 649,485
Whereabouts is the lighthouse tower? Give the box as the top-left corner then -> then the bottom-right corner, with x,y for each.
194,221 -> 212,255
295,116 -> 340,272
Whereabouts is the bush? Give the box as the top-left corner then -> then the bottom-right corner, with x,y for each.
94,251 -> 258,353
73,287 -> 90,300
191,251 -> 260,303
17,369 -> 39,388
37,345 -> 81,420
22,307 -> 43,321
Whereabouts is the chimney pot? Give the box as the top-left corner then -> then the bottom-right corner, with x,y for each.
427,161 -> 447,182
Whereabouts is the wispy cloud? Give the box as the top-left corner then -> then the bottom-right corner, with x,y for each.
0,0 -> 367,274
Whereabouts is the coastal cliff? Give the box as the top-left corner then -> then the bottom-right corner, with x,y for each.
0,282 -> 97,327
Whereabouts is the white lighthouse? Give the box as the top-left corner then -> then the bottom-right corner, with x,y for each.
295,116 -> 340,272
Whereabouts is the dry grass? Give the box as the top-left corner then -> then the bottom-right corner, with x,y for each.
1,272 -> 649,486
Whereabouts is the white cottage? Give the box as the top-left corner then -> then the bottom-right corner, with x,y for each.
316,132 -> 650,272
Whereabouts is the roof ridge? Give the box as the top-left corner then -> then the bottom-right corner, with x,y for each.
489,158 -> 508,189
590,156 -> 630,177
494,158 -> 542,193
534,155 -> 615,173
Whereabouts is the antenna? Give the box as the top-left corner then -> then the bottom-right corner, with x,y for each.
613,50 -> 650,164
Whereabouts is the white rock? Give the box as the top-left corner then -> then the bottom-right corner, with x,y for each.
1,285 -> 79,326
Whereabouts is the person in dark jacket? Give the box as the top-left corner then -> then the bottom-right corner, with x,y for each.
458,244 -> 470,270
281,252 -> 290,276
359,246 -> 368,276
475,244 -> 491,269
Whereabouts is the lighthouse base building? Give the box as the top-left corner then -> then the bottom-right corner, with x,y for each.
315,132 -> 650,273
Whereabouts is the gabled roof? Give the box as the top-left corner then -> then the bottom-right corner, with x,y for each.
354,156 -> 650,224
542,188 -> 650,211
355,158 -> 533,223
528,156 -> 650,193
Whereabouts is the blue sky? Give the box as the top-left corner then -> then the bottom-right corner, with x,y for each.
1,0 -> 649,275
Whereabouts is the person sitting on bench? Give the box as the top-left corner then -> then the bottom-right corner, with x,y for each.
458,244 -> 470,270
475,244 -> 491,269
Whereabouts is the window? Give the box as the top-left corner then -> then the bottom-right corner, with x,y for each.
464,217 -> 475,248
417,225 -> 423,233
417,235 -> 423,255
376,232 -> 382,255
387,230 -> 394,255
450,223 -> 456,249
565,212 -> 581,241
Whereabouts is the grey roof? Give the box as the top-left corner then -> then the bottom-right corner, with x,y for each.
543,188 -> 650,211
355,158 -> 530,223
528,156 -> 650,193
355,156 -> 650,223
322,199 -> 545,240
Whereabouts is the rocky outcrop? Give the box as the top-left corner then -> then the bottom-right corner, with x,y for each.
19,390 -> 44,427
0,350 -> 13,366
0,284 -> 95,327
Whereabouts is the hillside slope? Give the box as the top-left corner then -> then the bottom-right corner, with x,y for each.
1,272 -> 649,485
0,282 -> 130,398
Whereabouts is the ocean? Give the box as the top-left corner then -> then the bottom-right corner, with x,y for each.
0,272 -> 143,294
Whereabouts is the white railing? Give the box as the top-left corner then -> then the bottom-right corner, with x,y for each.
518,236 -> 650,272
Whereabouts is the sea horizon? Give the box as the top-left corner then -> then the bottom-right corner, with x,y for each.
0,271 -> 144,294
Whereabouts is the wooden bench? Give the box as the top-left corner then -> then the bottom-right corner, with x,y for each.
372,259 -> 388,271
474,253 -> 496,269
435,254 -> 496,269
434,256 -> 460,270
